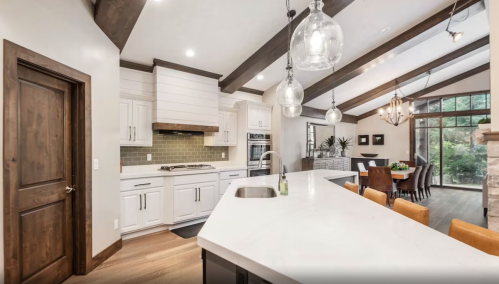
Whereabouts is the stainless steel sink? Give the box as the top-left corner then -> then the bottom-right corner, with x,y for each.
235,186 -> 277,198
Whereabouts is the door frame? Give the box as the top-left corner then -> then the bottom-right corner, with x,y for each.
3,40 -> 94,281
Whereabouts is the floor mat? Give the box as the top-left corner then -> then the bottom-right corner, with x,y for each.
171,222 -> 205,239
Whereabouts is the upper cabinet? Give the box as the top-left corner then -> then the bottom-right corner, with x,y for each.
247,103 -> 272,131
204,109 -> 238,146
120,99 -> 153,146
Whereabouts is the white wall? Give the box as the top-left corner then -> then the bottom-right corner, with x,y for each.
421,70 -> 490,98
0,1 -> 121,276
219,90 -> 262,109
282,116 -> 357,172
354,103 -> 410,163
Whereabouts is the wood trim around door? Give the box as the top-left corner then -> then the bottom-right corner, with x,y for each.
3,40 -> 105,281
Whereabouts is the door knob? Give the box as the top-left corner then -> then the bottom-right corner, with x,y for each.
66,186 -> 76,193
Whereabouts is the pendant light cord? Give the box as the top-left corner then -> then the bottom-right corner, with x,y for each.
285,0 -> 294,80
331,67 -> 336,108
397,71 -> 432,99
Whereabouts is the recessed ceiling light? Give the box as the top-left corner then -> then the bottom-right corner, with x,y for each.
186,50 -> 195,57
380,27 -> 391,34
257,75 -> 264,80
153,0 -> 161,2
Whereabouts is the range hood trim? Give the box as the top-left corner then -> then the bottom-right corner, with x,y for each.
152,122 -> 219,133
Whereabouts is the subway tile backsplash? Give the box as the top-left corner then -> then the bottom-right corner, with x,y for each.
120,131 -> 229,166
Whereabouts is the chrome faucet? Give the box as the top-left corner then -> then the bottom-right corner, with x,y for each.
258,151 -> 284,191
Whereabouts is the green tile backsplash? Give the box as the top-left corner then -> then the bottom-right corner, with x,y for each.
120,130 -> 229,166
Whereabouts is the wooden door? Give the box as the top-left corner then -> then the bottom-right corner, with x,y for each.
119,99 -> 133,145
132,100 -> 152,146
197,182 -> 217,217
226,112 -> 238,146
173,184 -> 197,222
142,187 -> 164,228
9,64 -> 74,284
260,107 -> 272,130
120,190 -> 143,233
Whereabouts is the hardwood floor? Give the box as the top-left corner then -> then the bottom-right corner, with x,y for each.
64,231 -> 202,284
64,187 -> 485,284
393,187 -> 487,234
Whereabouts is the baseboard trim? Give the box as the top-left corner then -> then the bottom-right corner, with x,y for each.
91,238 -> 122,270
122,225 -> 169,240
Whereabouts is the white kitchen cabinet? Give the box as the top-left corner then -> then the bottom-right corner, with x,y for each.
142,187 -> 164,228
204,110 -> 238,146
247,104 -> 272,131
173,184 -> 197,222
197,182 -> 217,217
120,98 -> 152,147
173,181 -> 218,223
121,190 -> 143,233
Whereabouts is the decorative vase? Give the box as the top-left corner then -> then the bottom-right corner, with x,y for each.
478,123 -> 491,130
341,151 -> 346,157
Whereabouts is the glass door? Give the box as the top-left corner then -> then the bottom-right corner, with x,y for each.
415,117 -> 440,186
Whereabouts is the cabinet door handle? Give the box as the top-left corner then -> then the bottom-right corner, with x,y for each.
129,126 -> 131,141
198,188 -> 201,202
195,188 -> 197,202
226,131 -> 228,143
139,194 -> 142,210
134,126 -> 136,141
144,194 -> 147,209
134,183 -> 151,187
229,174 -> 239,177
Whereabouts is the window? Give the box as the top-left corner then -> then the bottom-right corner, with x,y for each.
456,96 -> 470,111
442,97 -> 455,112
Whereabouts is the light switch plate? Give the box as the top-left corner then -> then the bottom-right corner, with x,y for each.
222,152 -> 225,158
147,154 -> 152,161
114,219 -> 119,230
93,159 -> 99,170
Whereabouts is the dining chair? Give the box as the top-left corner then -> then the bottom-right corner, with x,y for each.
448,219 -> 499,256
424,164 -> 435,198
400,160 -> 416,167
368,166 -> 394,206
393,198 -> 429,226
357,163 -> 369,195
368,161 -> 377,167
417,165 -> 429,200
396,166 -> 422,203
344,181 -> 359,194
363,188 -> 387,207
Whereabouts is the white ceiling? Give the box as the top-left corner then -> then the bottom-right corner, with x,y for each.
121,0 -> 312,75
305,9 -> 490,110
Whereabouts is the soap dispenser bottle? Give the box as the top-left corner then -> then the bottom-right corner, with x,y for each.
280,174 -> 288,196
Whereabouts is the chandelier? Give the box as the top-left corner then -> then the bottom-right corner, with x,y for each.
290,0 -> 344,71
378,93 -> 413,126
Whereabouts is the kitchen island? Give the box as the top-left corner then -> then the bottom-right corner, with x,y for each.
197,170 -> 499,284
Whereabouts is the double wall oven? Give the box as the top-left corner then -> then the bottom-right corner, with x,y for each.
247,133 -> 271,177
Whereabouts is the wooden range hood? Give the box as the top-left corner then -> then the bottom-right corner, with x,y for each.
152,122 -> 219,133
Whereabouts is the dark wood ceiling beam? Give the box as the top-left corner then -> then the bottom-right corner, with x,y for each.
237,87 -> 264,96
303,0 -> 483,104
301,106 -> 358,124
357,63 -> 490,120
94,0 -> 147,52
153,59 -> 223,80
120,60 -> 154,73
337,36 -> 489,112
219,0 -> 354,94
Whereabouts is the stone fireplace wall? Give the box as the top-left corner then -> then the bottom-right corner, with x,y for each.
487,138 -> 499,232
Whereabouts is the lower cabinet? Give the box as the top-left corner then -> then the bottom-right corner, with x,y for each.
121,187 -> 164,233
174,181 -> 217,223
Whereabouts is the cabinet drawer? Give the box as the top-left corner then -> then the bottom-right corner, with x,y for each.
121,177 -> 164,192
220,170 -> 247,180
219,179 -> 233,195
173,173 -> 218,185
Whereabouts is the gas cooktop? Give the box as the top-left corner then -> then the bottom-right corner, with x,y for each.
159,164 -> 215,172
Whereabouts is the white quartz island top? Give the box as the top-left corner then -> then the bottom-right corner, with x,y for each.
197,170 -> 499,284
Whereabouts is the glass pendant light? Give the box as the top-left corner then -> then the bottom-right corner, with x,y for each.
291,0 -> 344,71
277,1 -> 304,108
283,104 -> 302,118
325,68 -> 342,124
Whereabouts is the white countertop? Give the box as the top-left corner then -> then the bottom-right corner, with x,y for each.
197,170 -> 499,284
120,162 -> 247,179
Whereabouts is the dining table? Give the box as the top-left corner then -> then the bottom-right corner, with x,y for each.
359,167 -> 415,180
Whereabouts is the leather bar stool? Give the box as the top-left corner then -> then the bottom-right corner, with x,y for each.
448,219 -> 499,256
397,166 -> 422,203
344,181 -> 359,194
363,188 -> 387,207
393,198 -> 429,226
